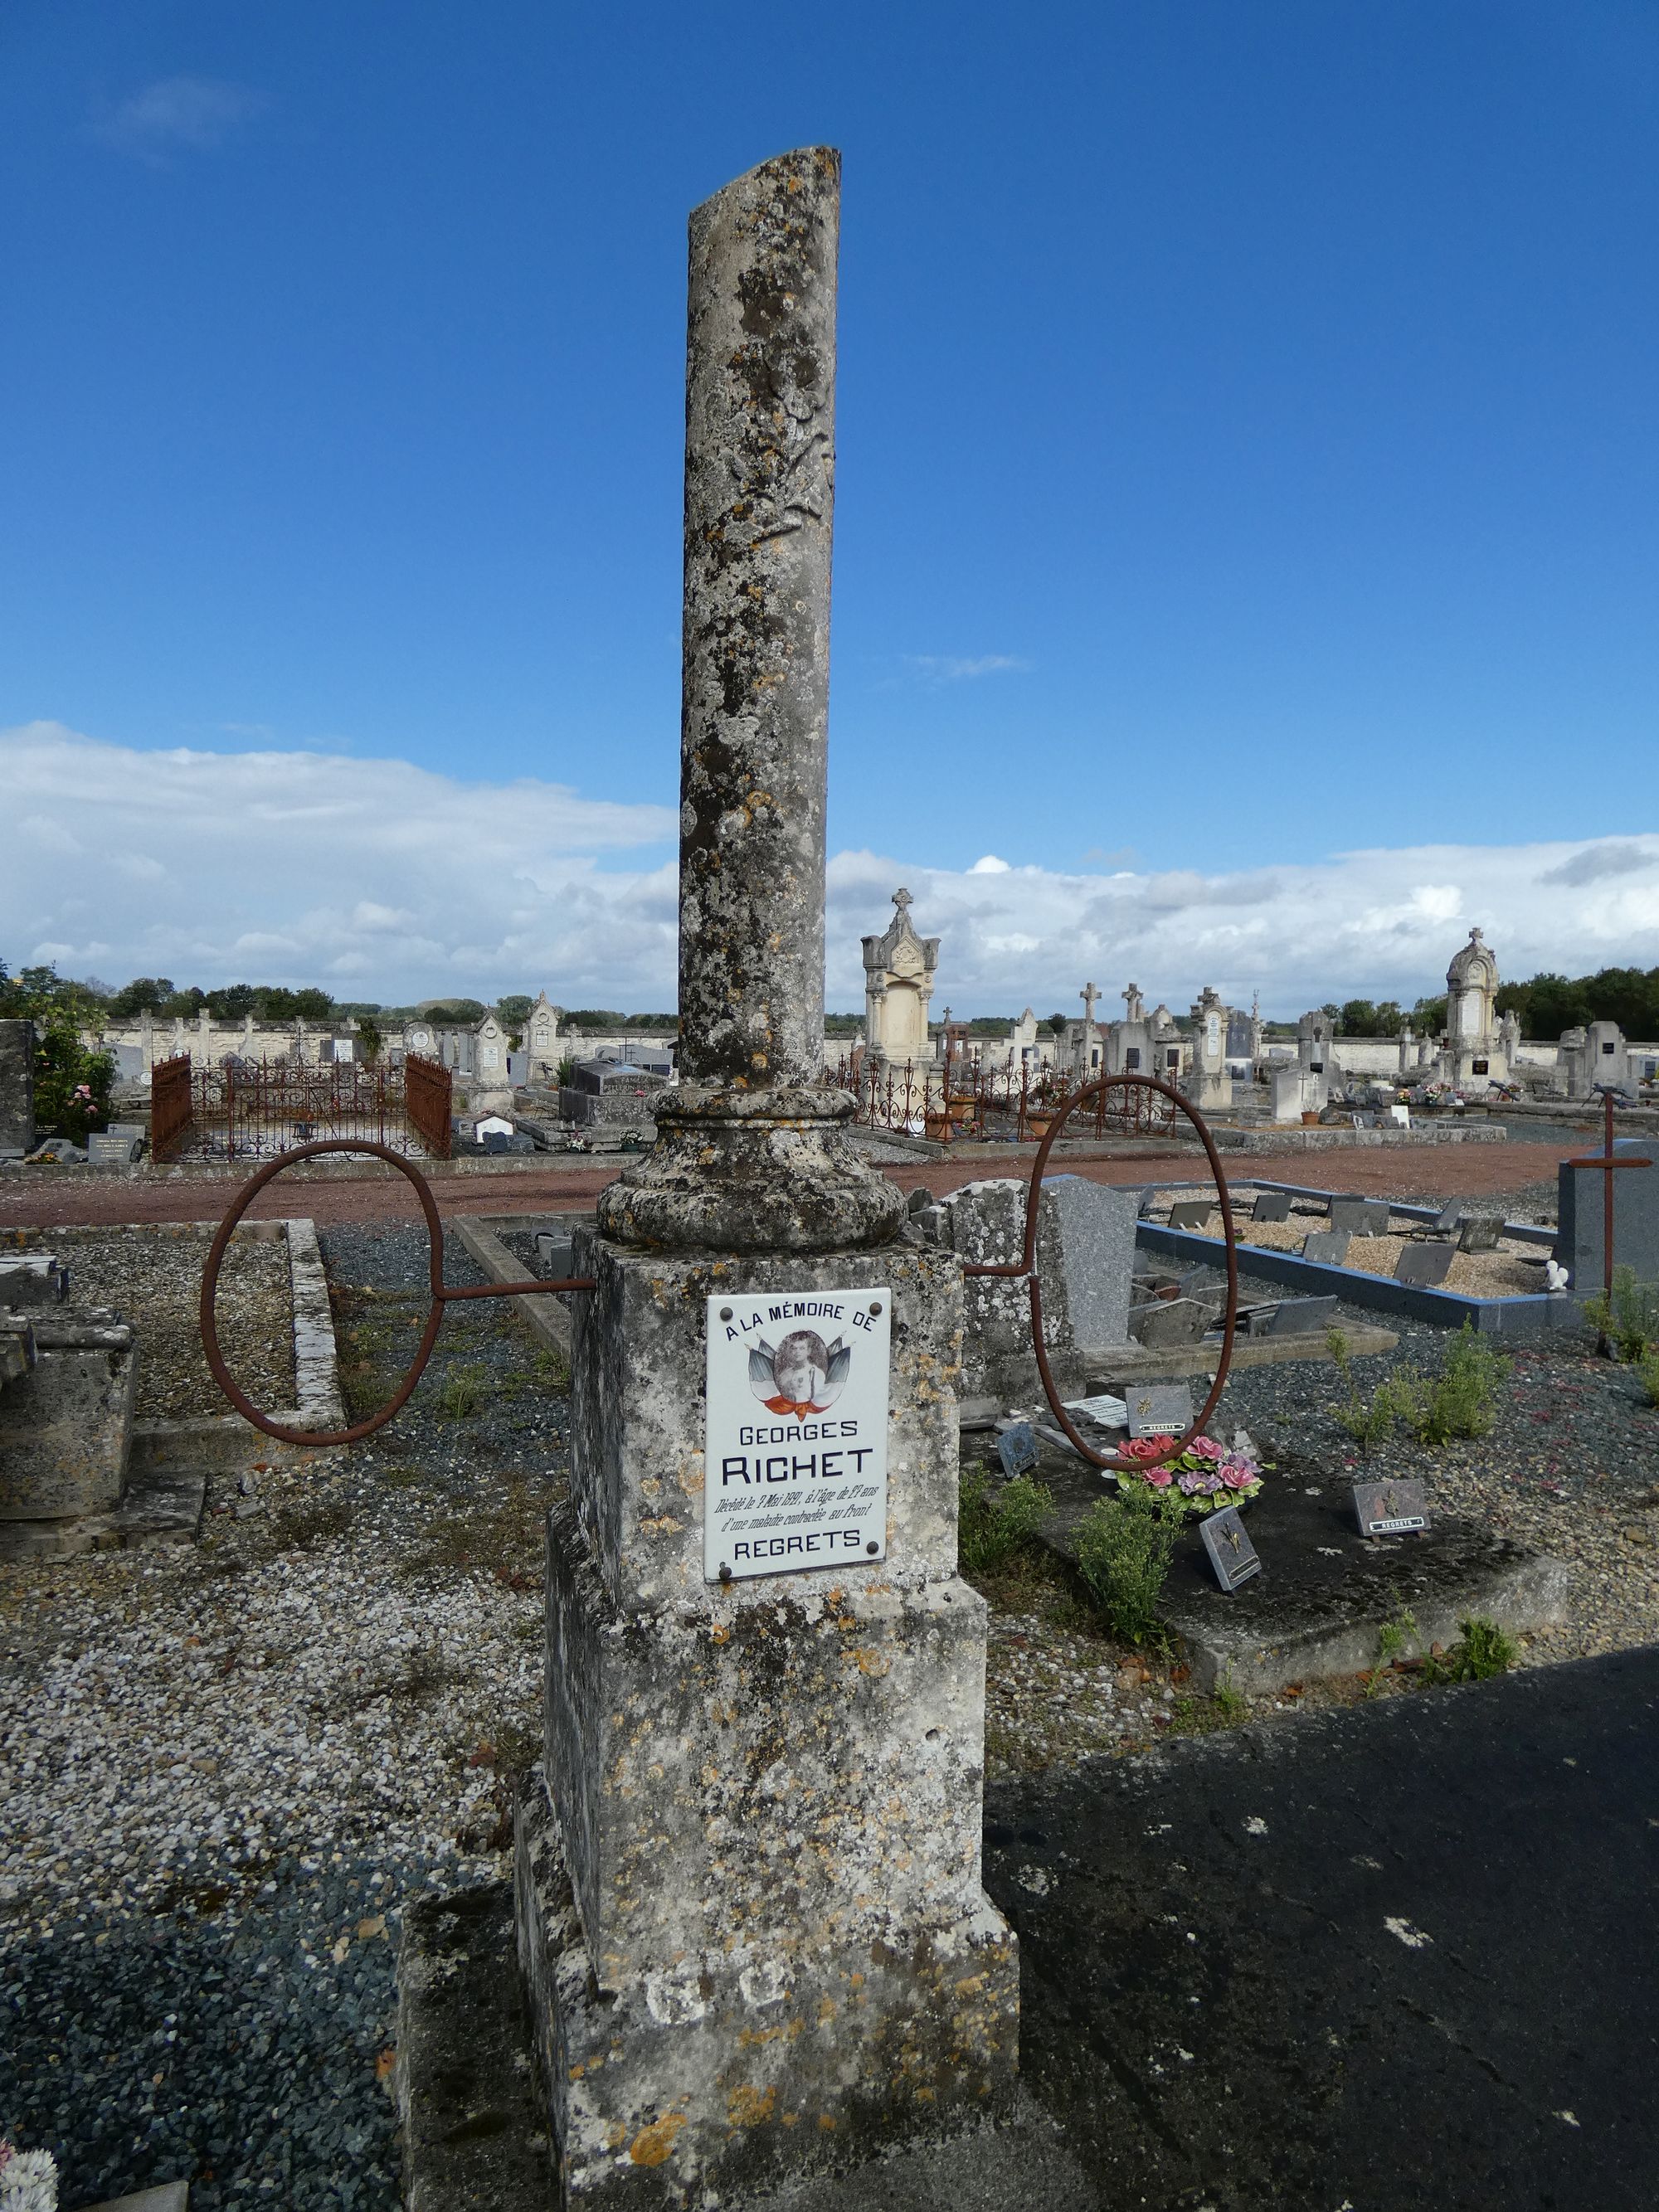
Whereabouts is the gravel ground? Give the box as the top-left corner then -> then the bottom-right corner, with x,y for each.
0,1221 -> 565,2208
1,1224 -> 294,1421
1144,1188 -> 1550,1295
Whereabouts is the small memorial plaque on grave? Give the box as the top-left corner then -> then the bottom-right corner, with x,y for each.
1352,1477 -> 1430,1538
1395,1242 -> 1453,1286
704,1289 -> 891,1582
1167,1199 -> 1215,1231
997,1422 -> 1039,1477
1458,1217 -> 1501,1253
86,1133 -> 138,1167
1126,1383 -> 1192,1438
1263,1294 -> 1340,1336
1330,1198 -> 1389,1236
1301,1228 -> 1351,1266
1252,1190 -> 1292,1222
1200,1506 -> 1262,1592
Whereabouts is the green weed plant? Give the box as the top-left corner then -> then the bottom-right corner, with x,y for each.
1422,1616 -> 1518,1685
1072,1489 -> 1180,1649
1329,1324 -> 1506,1451
957,1470 -> 1053,1578
1584,1266 -> 1659,1364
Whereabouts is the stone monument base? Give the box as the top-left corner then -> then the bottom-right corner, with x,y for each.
513,1771 -> 1019,2206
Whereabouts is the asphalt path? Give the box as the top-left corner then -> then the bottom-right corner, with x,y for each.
0,1137 -> 1588,1231
985,1649 -> 1659,2212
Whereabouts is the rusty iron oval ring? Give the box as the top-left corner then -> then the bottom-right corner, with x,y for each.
199,1138 -> 449,1448
974,1072 -> 1239,1475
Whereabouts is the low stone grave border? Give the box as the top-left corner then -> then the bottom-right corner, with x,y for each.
1132,1177 -> 1573,1339
0,1218 -> 344,1559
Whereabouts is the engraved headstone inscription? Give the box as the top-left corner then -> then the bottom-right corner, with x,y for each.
704,1289 -> 891,1582
1352,1477 -> 1430,1537
1126,1383 -> 1194,1438
1200,1505 -> 1262,1591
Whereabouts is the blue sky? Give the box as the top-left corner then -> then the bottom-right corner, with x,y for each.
5,2 -> 1658,1013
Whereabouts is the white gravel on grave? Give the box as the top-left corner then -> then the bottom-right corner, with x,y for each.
0,1461 -> 543,1944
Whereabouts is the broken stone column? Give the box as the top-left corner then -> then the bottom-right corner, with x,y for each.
512,148 -> 1017,2208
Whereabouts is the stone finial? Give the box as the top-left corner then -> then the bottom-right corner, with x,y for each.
893,887 -> 912,912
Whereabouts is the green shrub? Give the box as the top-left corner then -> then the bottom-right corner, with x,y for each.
1330,1324 -> 1506,1450
1419,1323 -> 1507,1443
1584,1266 -> 1659,1363
1072,1490 -> 1179,1648
1639,1347 -> 1659,1409
957,1470 -> 1052,1578
1422,1616 -> 1517,1685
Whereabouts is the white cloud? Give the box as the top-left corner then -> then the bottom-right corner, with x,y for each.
900,654 -> 1030,685
7,723 -> 1657,1015
4,723 -> 677,1004
91,77 -> 257,164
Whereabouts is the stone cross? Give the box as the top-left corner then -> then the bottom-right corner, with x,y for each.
1081,981 -> 1100,1026
893,886 -> 912,913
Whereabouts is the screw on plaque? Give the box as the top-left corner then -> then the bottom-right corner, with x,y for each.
866,1541 -> 879,1554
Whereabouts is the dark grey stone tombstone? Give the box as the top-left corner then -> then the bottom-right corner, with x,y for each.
533,1232 -> 576,1279
1126,1383 -> 1193,1438
1129,1296 -> 1209,1348
1352,1477 -> 1430,1537
1167,1199 -> 1214,1231
1301,1228 -> 1351,1266
1432,1200 -> 1466,1233
0,1019 -> 35,1159
1395,1242 -> 1454,1286
1251,1190 -> 1292,1222
1046,1175 -> 1140,1349
483,1130 -> 510,1155
1199,1505 -> 1262,1591
1458,1216 -> 1501,1254
997,1422 -> 1039,1478
1558,1138 -> 1658,1291
1262,1295 -> 1340,1336
1330,1198 -> 1389,1236
86,1133 -> 142,1168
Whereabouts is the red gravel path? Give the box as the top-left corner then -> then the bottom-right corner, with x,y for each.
0,1138 -> 1584,1232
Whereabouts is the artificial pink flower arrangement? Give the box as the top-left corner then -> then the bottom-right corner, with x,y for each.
1113,1432 -> 1268,1517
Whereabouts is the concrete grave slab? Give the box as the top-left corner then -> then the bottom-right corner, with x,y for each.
0,1254 -> 70,1309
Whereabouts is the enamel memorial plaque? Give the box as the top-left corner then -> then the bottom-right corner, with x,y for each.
705,1290 -> 891,1582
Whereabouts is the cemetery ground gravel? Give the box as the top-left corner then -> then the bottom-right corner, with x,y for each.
0,1222 -> 565,2209
1,1223 -> 294,1422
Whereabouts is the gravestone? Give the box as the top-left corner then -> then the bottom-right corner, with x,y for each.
1252,1190 -> 1292,1223
1431,1200 -> 1466,1233
1352,1477 -> 1430,1537
1457,1217 -> 1501,1254
1199,1505 -> 1262,1591
1126,1382 -> 1193,1437
498,150 -> 1019,2210
997,1421 -> 1039,1477
1558,1137 -> 1659,1291
1168,1198 -> 1215,1231
1129,1296 -> 1209,1349
0,1314 -> 137,1528
1329,1197 -> 1389,1236
1396,1242 -> 1454,1286
1301,1229 -> 1352,1266
1262,1294 -> 1340,1336
86,1132 -> 142,1168
935,1172 -> 1138,1398
0,1018 -> 35,1159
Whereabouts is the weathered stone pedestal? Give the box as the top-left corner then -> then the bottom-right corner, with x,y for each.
513,1231 -> 1018,2202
